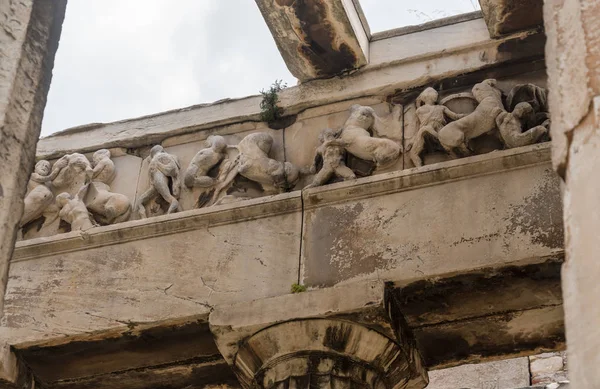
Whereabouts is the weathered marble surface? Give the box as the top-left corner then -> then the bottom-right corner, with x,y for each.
4,193 -> 302,343
254,0 -> 368,81
301,143 -> 562,287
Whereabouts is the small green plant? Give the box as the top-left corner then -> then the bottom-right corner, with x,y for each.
291,283 -> 307,294
260,80 -> 287,123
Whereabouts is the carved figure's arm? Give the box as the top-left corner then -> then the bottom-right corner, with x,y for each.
31,172 -> 51,183
92,160 -> 107,179
322,139 -> 349,148
75,183 -> 90,201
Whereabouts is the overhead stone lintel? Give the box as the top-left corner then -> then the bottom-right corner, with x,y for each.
478,0 -> 544,38
0,342 -> 38,389
255,0 -> 369,82
209,280 -> 429,389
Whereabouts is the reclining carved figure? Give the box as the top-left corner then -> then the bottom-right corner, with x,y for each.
336,104 -> 402,168
183,135 -> 228,189
496,102 -> 549,148
210,133 -> 300,204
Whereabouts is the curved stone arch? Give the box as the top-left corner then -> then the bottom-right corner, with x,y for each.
233,318 -> 427,389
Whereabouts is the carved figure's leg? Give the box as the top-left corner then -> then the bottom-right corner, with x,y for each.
152,172 -> 180,214
20,187 -> 54,227
505,125 -> 548,148
171,173 -> 182,198
409,126 -> 439,167
305,167 -> 334,189
191,176 -> 215,188
334,165 -> 356,180
136,187 -> 157,219
113,204 -> 132,224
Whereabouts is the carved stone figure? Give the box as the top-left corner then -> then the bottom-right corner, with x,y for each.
407,87 -> 465,167
209,133 -> 300,204
237,133 -> 300,193
91,149 -> 116,185
43,153 -> 93,192
496,102 -> 549,148
337,104 -> 402,168
437,79 -> 505,158
56,185 -> 95,231
183,135 -> 228,189
506,83 -> 551,130
136,145 -> 182,218
20,160 -> 56,227
305,128 -> 356,188
85,182 -> 131,225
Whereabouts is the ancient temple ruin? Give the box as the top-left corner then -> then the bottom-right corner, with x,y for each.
4,0 -> 594,388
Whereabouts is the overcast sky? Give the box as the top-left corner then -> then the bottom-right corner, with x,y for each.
41,0 -> 480,136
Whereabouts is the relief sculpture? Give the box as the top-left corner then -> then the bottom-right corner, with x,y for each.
304,104 -> 402,188
86,149 -> 132,225
407,79 -> 550,166
206,132 -> 300,205
20,160 -> 57,228
56,185 -> 95,232
407,87 -> 465,167
437,79 -> 505,158
337,104 -> 402,168
305,128 -> 356,189
136,145 -> 182,218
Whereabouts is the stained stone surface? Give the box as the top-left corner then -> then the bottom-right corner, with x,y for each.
3,193 -> 302,343
301,144 -> 562,288
479,0 -> 544,38
427,357 -> 529,389
254,0 -> 368,81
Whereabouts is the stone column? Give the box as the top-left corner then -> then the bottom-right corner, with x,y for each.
544,0 -> 600,388
0,0 -> 66,317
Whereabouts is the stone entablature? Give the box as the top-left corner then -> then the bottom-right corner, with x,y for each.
22,75 -> 550,240
2,7 -> 565,388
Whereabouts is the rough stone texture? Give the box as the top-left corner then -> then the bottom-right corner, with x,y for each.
544,1 -> 600,388
2,193 -> 302,344
400,66 -> 548,169
530,352 -> 568,385
478,0 -> 544,38
254,0 -> 368,81
427,357 -> 529,389
392,260 -> 565,368
0,0 -> 66,317
210,281 -> 428,389
0,1 -> 66,386
301,143 -> 562,288
154,127 -> 284,213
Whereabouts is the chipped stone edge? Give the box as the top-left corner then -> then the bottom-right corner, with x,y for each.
12,192 -> 302,262
370,11 -> 483,41
302,143 -> 552,209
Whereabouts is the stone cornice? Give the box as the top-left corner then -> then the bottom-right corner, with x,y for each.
12,192 -> 301,262
15,144 -> 551,262
36,26 -> 544,158
302,143 -> 552,209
